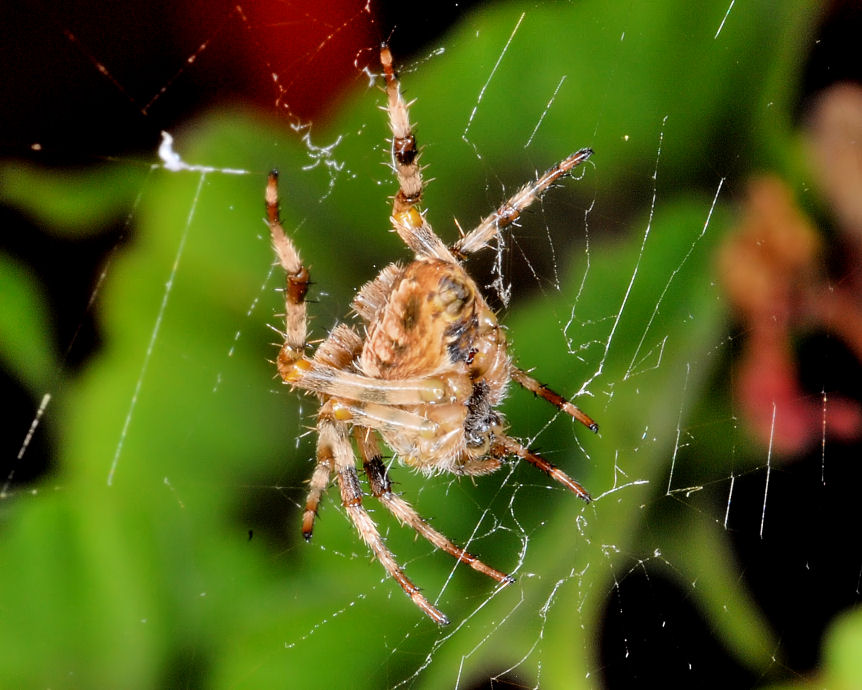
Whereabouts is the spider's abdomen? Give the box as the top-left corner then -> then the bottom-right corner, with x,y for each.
357,258 -> 512,474
360,259 -> 480,379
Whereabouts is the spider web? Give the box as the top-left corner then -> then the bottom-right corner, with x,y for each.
2,0 -> 861,687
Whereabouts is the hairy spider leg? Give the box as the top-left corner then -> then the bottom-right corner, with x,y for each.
318,410 -> 449,625
511,366 -> 599,432
381,44 -> 422,216
301,444 -> 333,540
266,171 -> 308,365
279,357 -> 456,406
495,437 -> 592,503
330,400 -> 438,438
453,148 -> 594,258
381,45 -> 456,263
354,429 -> 514,586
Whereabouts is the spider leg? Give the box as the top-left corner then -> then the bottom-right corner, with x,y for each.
495,436 -> 592,503
266,171 -> 309,364
330,399 -> 438,439
300,324 -> 357,540
317,411 -> 449,625
452,148 -> 593,258
511,366 -> 598,432
354,428 -> 514,585
381,45 -> 422,216
278,355 -> 456,406
391,211 -> 457,262
301,438 -> 333,541
380,45 -> 456,263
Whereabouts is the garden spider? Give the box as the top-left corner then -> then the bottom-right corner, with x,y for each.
265,46 -> 596,625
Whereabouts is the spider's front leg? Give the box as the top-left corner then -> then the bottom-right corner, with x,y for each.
452,148 -> 593,258
381,45 -> 421,216
380,45 -> 456,263
266,171 -> 309,371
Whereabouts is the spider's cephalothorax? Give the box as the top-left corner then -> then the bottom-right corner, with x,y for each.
265,46 -> 596,625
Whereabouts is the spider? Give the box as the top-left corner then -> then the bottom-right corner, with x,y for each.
265,46 -> 596,625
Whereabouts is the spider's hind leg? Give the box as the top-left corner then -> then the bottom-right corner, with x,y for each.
316,408 -> 449,625
494,436 -> 592,503
354,428 -> 514,586
301,440 -> 334,541
511,366 -> 598,432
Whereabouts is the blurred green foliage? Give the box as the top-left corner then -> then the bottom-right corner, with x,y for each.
2,0 -> 859,688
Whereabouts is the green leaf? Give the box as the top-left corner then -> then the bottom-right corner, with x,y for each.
0,253 -> 57,393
